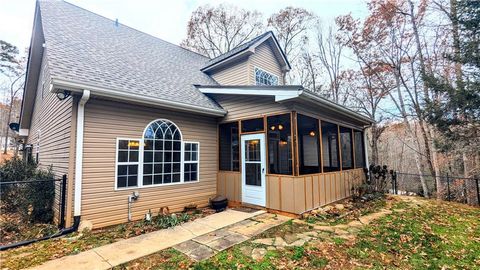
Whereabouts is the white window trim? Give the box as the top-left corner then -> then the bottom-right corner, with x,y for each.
253,66 -> 279,86
183,141 -> 200,183
114,132 -> 201,190
114,138 -> 141,190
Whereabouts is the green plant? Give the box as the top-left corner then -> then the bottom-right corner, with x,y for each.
0,158 -> 55,223
291,246 -> 305,260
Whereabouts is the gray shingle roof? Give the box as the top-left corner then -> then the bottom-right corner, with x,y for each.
201,31 -> 274,71
38,0 -> 223,111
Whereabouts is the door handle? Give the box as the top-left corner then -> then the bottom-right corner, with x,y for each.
262,168 -> 265,174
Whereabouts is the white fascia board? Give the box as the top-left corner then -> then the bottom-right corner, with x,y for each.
50,78 -> 226,117
300,91 -> 374,125
198,87 -> 302,101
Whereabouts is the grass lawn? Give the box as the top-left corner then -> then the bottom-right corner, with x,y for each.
115,196 -> 480,270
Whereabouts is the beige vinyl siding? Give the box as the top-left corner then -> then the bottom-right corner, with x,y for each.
26,52 -> 74,223
249,42 -> 284,85
81,99 -> 218,228
209,40 -> 285,86
213,94 -> 292,122
210,58 -> 249,85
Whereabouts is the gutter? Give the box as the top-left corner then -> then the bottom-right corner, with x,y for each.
50,78 -> 226,117
74,90 -> 90,218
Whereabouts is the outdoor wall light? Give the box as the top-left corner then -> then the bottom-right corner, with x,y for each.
56,90 -> 71,100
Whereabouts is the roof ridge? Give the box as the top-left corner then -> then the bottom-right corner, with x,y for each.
56,0 -> 210,60
207,31 -> 273,63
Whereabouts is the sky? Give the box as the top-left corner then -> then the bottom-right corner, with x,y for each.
0,0 -> 368,52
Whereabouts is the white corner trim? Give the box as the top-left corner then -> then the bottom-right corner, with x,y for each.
19,129 -> 29,136
74,89 -> 90,217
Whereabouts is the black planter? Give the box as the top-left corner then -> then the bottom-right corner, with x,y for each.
210,195 -> 228,212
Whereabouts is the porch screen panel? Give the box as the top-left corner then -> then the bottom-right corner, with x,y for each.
219,122 -> 239,171
297,114 -> 320,175
354,130 -> 366,168
321,121 -> 340,172
340,126 -> 353,170
241,118 -> 264,133
267,114 -> 292,175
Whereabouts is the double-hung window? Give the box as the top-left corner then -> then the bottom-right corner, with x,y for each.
116,139 -> 140,188
115,119 -> 199,189
183,142 -> 199,182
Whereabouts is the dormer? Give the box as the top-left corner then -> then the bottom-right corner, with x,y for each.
201,31 -> 291,86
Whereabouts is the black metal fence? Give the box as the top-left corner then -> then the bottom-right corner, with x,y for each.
0,174 -> 67,231
388,171 -> 480,205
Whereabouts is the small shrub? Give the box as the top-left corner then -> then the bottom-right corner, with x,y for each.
0,158 -> 55,223
291,246 -> 305,260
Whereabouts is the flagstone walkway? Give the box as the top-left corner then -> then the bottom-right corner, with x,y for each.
173,213 -> 290,261
29,209 -> 281,270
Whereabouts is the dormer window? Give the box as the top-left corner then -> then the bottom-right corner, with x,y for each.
255,67 -> 279,86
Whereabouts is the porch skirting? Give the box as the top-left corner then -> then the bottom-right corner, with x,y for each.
217,169 -> 366,214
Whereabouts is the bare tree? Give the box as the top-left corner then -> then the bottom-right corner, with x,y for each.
268,7 -> 315,83
181,4 -> 264,58
316,23 -> 345,104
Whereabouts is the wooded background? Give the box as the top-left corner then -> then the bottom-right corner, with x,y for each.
1,0 -> 478,203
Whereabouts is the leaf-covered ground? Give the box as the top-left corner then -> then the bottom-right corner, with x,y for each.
115,196 -> 480,270
0,208 -> 215,270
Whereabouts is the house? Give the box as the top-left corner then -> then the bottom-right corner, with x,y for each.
18,1 -> 372,229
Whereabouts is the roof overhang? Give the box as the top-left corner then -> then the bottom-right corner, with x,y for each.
201,32 -> 291,73
50,78 -> 227,117
197,85 -> 374,125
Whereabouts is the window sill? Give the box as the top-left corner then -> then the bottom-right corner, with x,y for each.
114,180 -> 199,191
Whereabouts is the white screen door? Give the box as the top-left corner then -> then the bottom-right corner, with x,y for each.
241,133 -> 266,206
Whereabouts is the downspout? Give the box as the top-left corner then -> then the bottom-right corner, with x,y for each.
364,129 -> 370,169
74,90 -> 90,222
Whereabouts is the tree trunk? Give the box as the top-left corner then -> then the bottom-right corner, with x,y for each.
394,65 -> 429,198
430,129 -> 442,199
3,100 -> 12,154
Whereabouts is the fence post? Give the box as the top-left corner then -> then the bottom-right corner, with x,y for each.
59,174 -> 67,229
446,173 -> 451,201
394,171 -> 398,195
391,171 -> 395,194
475,178 -> 480,206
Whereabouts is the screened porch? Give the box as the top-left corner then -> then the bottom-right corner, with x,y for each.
217,111 -> 368,214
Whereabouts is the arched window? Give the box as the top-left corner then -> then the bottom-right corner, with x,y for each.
142,119 -> 182,185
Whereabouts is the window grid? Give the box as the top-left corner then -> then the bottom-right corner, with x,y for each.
116,139 -> 140,188
115,119 -> 200,190
254,67 -> 279,86
184,142 -> 199,182
143,120 -> 182,186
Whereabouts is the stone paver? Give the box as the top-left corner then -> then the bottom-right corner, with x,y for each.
173,240 -> 216,262
252,237 -> 275,245
251,248 -> 267,260
29,209 -> 264,270
205,232 -> 249,251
